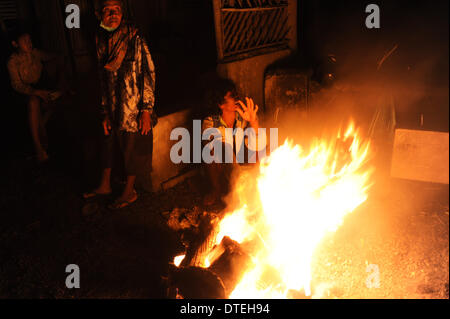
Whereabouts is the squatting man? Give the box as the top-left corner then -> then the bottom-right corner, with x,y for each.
201,78 -> 268,205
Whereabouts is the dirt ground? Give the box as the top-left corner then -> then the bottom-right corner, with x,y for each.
312,178 -> 449,299
0,149 -> 447,299
0,155 -> 189,299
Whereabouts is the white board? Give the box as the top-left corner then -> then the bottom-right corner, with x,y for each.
391,129 -> 449,184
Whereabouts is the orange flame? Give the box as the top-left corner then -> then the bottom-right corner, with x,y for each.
210,122 -> 373,298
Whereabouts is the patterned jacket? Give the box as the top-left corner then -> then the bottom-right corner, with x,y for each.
97,25 -> 156,133
202,111 -> 267,157
202,112 -> 247,140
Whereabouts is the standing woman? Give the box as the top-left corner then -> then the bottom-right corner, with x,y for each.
84,0 -> 156,209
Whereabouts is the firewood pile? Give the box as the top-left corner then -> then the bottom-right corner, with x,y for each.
163,207 -> 252,299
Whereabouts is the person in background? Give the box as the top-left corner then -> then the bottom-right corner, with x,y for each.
83,0 -> 156,209
7,31 -> 62,162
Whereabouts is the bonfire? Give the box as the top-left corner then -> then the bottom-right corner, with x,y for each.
170,122 -> 374,299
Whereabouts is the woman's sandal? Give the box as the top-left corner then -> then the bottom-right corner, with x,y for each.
108,191 -> 138,210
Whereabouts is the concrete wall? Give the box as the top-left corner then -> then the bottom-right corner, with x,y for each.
217,49 -> 293,113
264,69 -> 309,122
150,108 -> 192,191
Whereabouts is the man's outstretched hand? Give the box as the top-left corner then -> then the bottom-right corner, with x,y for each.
236,97 -> 259,129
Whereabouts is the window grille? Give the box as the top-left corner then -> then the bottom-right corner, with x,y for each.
214,0 -> 290,60
0,0 -> 18,32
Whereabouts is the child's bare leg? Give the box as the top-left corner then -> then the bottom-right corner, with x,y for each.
28,96 -> 48,161
42,108 -> 53,127
39,103 -> 50,150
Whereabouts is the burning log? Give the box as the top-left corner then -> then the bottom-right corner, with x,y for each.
208,236 -> 252,296
162,207 -> 205,231
168,265 -> 227,299
179,211 -> 219,268
165,208 -> 238,298
169,231 -> 252,298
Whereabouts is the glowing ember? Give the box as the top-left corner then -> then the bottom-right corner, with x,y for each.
214,205 -> 251,246
210,122 -> 373,298
173,255 -> 185,267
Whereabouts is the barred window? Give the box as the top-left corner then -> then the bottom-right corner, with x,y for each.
214,0 -> 290,61
0,0 -> 18,32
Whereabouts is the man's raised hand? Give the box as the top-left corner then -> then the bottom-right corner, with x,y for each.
236,97 -> 259,126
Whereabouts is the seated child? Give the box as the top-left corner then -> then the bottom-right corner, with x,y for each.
7,30 -> 62,162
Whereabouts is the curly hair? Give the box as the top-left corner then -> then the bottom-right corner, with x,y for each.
204,78 -> 238,114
